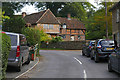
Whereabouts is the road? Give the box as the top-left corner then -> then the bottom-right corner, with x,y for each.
20,50 -> 120,78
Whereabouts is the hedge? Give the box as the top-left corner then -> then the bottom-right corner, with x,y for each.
0,32 -> 11,79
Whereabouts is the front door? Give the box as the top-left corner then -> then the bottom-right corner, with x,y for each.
71,36 -> 74,41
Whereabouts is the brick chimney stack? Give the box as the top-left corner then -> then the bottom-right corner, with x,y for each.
67,13 -> 71,20
22,12 -> 26,18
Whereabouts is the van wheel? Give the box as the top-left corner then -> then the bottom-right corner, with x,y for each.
16,61 -> 22,72
25,55 -> 30,65
108,59 -> 113,72
94,54 -> 99,63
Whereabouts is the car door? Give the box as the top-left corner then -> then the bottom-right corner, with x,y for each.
20,35 -> 29,63
111,50 -> 118,70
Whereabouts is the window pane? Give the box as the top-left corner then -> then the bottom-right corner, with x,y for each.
7,34 -> 17,46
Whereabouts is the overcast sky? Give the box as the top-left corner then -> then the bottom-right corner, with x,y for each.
15,1 -> 99,15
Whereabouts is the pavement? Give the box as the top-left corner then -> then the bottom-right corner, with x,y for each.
6,57 -> 39,78
18,50 -> 120,78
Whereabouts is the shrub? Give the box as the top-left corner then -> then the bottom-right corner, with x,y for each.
22,27 -> 41,46
0,32 -> 11,79
51,36 -> 62,43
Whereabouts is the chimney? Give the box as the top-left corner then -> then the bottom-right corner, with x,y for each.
67,14 -> 71,20
22,12 -> 26,18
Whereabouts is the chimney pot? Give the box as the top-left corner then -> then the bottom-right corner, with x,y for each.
67,14 -> 71,20
22,12 -> 26,18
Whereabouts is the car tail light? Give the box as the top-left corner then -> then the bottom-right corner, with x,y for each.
97,44 -> 101,48
16,46 -> 20,57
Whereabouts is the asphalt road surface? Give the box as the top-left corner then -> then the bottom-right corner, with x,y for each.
21,50 -> 120,78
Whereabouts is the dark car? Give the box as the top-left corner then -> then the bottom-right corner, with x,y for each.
82,40 -> 95,57
91,39 -> 115,63
108,48 -> 120,73
6,32 -> 30,72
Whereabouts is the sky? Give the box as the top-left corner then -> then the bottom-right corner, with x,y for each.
15,1 -> 99,15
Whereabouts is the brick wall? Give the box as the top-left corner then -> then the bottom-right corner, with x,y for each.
40,41 -> 86,50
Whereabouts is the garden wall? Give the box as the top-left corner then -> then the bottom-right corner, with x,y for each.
40,41 -> 86,50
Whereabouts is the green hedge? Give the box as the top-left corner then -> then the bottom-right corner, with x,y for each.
0,33 -> 11,79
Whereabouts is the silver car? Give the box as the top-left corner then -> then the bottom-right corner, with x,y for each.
6,32 -> 30,72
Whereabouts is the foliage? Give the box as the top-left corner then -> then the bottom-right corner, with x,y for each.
85,2 -> 114,40
1,33 -> 11,79
59,2 -> 95,21
22,27 -> 41,46
22,27 -> 50,47
2,16 -> 25,33
2,2 -> 27,16
51,36 -> 62,43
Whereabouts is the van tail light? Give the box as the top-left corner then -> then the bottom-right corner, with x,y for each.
89,46 -> 92,49
97,44 -> 101,48
16,46 -> 20,57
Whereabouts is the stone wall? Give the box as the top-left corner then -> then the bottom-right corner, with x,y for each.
40,41 -> 86,50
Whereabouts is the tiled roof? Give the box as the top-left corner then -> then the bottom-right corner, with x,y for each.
57,17 -> 86,29
24,10 -> 46,24
23,9 -> 60,24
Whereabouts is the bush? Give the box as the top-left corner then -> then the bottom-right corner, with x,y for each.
51,36 -> 62,43
0,32 -> 11,79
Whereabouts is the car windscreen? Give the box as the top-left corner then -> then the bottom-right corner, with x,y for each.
101,40 -> 114,46
7,34 -> 17,46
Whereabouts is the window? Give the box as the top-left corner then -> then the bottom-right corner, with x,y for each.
20,35 -> 27,46
7,34 -> 17,46
117,9 -> 119,23
43,24 -> 49,29
78,35 -> 81,40
49,24 -> 54,29
61,35 -> 66,39
63,23 -> 66,28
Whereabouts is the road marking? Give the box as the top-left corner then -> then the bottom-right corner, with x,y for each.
83,70 -> 87,79
15,58 -> 39,79
74,57 -> 82,64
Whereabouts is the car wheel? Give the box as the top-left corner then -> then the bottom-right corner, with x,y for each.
108,59 -> 113,72
90,51 -> 94,60
16,61 -> 22,72
25,55 -> 30,65
94,54 -> 99,63
82,51 -> 85,56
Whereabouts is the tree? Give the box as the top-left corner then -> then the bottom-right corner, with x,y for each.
2,2 -> 28,16
85,2 -> 114,40
2,16 -> 25,33
59,2 -> 95,21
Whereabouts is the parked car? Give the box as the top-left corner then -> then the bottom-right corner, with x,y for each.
91,39 -> 115,63
6,32 -> 30,72
82,41 -> 95,57
108,48 -> 120,73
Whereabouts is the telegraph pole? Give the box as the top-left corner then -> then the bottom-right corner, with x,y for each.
105,1 -> 108,39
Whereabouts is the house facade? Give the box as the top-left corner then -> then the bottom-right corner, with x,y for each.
57,15 -> 86,41
23,9 -> 86,41
23,9 -> 60,38
110,2 -> 120,47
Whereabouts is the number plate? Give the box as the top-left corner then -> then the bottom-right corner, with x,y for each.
106,48 -> 114,50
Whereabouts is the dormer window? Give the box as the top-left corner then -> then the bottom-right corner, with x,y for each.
63,23 -> 66,28
116,9 -> 119,23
